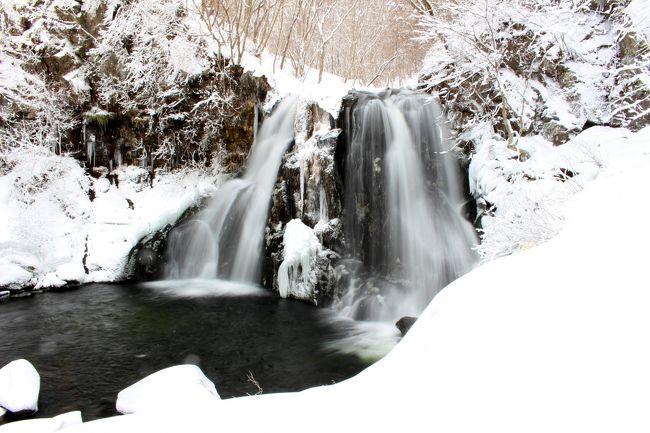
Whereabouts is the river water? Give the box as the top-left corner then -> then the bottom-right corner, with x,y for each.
0,282 -> 393,421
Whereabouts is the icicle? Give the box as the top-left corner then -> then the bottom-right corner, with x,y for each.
299,154 -> 306,217
253,103 -> 259,144
278,219 -> 322,300
319,184 -> 328,223
86,133 -> 95,167
114,144 -> 123,167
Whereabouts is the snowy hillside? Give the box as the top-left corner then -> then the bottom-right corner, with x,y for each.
420,0 -> 650,148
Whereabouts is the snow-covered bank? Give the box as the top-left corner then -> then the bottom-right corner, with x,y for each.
0,150 -> 220,292
50,128 -> 650,432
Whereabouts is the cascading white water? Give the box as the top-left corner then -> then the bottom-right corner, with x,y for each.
165,97 -> 297,282
340,90 -> 477,322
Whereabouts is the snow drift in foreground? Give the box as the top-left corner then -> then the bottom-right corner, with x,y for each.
116,365 -> 220,415
52,127 -> 650,432
0,411 -> 81,433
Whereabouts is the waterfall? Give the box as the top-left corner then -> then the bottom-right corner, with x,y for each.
339,90 -> 477,322
165,97 -> 297,282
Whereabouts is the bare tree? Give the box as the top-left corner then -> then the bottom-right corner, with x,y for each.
198,0 -> 426,85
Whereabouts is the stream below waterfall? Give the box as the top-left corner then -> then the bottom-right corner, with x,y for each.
0,282 -> 397,422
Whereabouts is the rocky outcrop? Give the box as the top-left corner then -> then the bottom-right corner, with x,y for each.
264,100 -> 343,304
420,0 -> 649,153
1,0 -> 270,174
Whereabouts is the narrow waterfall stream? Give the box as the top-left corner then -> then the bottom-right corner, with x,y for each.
164,97 -> 297,282
339,90 -> 477,322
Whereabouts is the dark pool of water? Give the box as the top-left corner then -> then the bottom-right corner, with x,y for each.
0,282 -> 376,422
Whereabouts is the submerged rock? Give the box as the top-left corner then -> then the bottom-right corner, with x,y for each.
0,359 -> 41,415
116,365 -> 220,415
395,316 -> 418,336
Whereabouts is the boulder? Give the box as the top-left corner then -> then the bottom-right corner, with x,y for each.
0,359 -> 40,415
395,316 -> 418,336
116,365 -> 220,415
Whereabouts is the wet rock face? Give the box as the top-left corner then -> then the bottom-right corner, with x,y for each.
337,91 -> 390,273
612,33 -> 650,130
125,200 -> 209,281
83,65 -> 270,173
125,227 -> 173,282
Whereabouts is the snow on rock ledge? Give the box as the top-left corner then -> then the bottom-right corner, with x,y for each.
277,219 -> 323,301
0,263 -> 33,291
116,365 -> 220,415
0,411 -> 82,433
0,359 -> 40,414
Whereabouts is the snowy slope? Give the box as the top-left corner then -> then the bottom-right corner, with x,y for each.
0,151 -> 220,291
51,127 -> 650,432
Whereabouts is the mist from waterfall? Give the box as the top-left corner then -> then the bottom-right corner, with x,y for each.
164,97 -> 297,283
339,90 -> 477,322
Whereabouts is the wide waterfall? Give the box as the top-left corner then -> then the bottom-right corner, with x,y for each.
165,97 -> 297,282
339,90 -> 477,322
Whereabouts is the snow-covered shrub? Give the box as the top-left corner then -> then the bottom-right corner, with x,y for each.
0,1 -> 80,162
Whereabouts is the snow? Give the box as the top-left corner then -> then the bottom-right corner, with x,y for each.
34,273 -> 66,290
0,411 -> 82,433
54,263 -> 85,283
0,359 -> 40,414
0,149 -> 221,290
239,48 -> 354,119
84,167 -> 220,283
625,0 -> 650,43
0,263 -> 32,289
467,125 -> 626,261
52,126 -> 650,433
277,219 -> 323,300
115,365 -> 220,415
63,69 -> 91,95
0,150 -> 90,290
